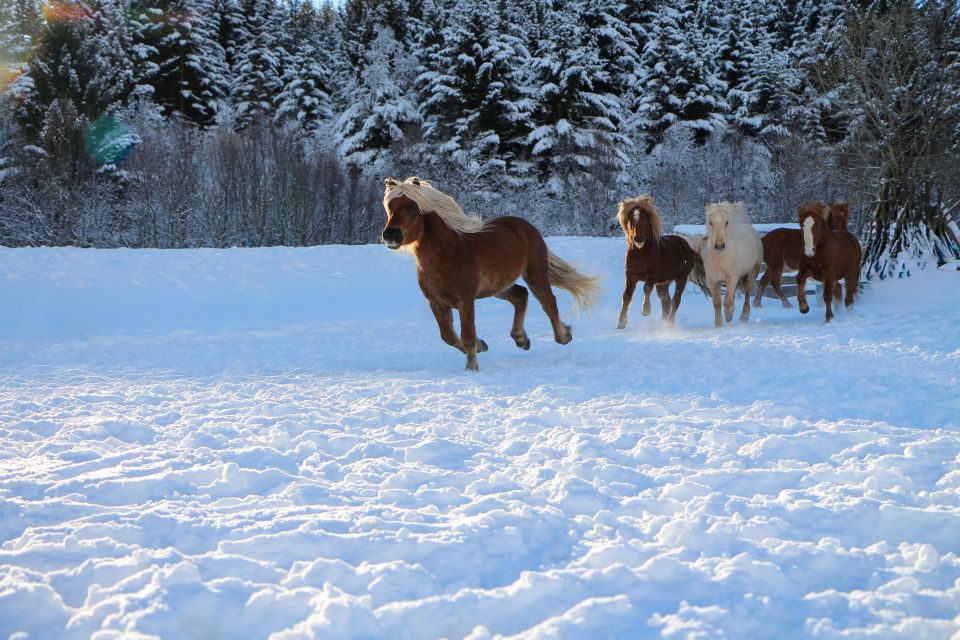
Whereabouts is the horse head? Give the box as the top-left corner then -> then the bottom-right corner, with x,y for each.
617,196 -> 661,250
382,180 -> 425,250
799,201 -> 830,257
827,202 -> 850,231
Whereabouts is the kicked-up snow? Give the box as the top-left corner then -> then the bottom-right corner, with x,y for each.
0,239 -> 957,639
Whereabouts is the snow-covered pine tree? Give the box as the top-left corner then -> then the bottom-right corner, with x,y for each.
130,0 -> 230,126
418,0 -> 529,181
636,1 -> 727,148
0,0 -> 41,68
522,3 -> 628,197
19,0 -> 132,132
335,21 -> 419,169
231,0 -> 284,127
274,0 -> 334,133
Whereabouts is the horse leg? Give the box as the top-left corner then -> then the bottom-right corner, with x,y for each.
457,299 -> 483,371
845,269 -> 859,308
711,281 -> 723,328
723,276 -> 737,323
669,275 -> 687,322
771,267 -> 792,309
656,283 -> 672,322
753,269 -> 770,308
429,301 -> 464,352
640,281 -> 655,316
496,284 -> 531,350
617,274 -> 638,330
740,265 -> 759,323
797,268 -> 810,314
823,271 -> 835,323
525,275 -> 572,345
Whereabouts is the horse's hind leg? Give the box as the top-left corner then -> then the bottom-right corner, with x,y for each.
740,265 -> 759,323
496,284 -> 531,350
844,270 -> 859,308
656,283 -> 672,321
669,275 -> 687,322
753,269 -> 770,308
770,266 -> 792,308
617,273 -> 638,329
524,272 -> 572,345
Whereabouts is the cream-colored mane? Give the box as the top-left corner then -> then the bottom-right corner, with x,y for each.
705,201 -> 751,226
383,177 -> 485,234
617,195 -> 662,245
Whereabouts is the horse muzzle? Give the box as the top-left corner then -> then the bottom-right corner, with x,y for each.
804,249 -> 815,257
714,243 -> 725,252
382,228 -> 403,250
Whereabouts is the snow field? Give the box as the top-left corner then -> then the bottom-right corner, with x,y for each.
0,238 -> 958,638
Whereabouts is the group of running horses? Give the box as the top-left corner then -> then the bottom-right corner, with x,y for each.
381,177 -> 862,371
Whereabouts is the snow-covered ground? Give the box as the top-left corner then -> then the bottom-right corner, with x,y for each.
0,239 -> 958,639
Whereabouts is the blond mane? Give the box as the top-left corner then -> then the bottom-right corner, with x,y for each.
617,195 -> 662,245
705,201 -> 751,226
383,176 -> 485,234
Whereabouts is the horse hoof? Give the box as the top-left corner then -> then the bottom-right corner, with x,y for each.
557,324 -> 573,345
616,320 -> 627,330
641,307 -> 651,317
799,305 -> 809,314
781,301 -> 793,309
477,339 -> 488,353
515,336 -> 530,350
724,312 -> 734,323
465,362 -> 479,372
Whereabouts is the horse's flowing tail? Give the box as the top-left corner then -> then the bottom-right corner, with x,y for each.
547,251 -> 602,311
688,253 -> 711,296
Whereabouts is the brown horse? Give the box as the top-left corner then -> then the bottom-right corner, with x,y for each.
753,201 -> 851,308
616,196 -> 698,328
381,177 -> 600,371
797,201 -> 863,323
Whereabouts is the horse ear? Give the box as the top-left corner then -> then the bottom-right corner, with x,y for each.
411,177 -> 421,186
385,178 -> 399,188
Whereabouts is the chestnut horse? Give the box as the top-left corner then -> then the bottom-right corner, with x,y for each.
753,201 -> 851,308
381,177 -> 600,371
616,196 -> 699,328
691,202 -> 763,327
797,201 -> 863,323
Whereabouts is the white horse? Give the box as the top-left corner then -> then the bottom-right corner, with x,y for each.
692,202 -> 763,328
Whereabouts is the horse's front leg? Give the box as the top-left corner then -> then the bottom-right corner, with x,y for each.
655,283 -> 672,322
641,281 -> 655,316
822,271 -> 836,323
711,281 -> 723,328
457,299 -> 483,371
797,268 -> 810,314
723,276 -> 737,323
429,301 -> 463,352
617,273 -> 638,329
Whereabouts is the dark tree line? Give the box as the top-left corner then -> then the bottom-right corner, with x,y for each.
0,0 -> 957,277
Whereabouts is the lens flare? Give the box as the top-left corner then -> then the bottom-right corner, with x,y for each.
42,2 -> 94,24
1,65 -> 25,94
84,115 -> 138,165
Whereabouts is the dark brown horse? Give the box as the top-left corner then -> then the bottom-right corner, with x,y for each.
753,201 -> 851,308
381,177 -> 600,371
616,196 -> 698,328
797,201 -> 863,323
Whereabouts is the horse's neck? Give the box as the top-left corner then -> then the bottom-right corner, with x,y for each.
414,213 -> 462,265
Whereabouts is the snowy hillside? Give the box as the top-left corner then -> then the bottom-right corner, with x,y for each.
0,239 -> 958,639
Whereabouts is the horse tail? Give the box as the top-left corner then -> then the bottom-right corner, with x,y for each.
688,253 -> 711,296
547,251 -> 602,312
